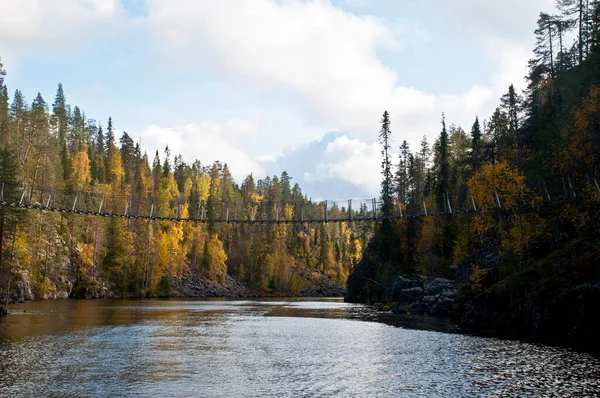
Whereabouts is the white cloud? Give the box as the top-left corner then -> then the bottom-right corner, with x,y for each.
305,135 -> 380,197
145,0 -> 542,153
140,122 -> 267,182
0,0 -> 125,66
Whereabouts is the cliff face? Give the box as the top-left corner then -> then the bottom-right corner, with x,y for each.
453,243 -> 600,354
456,273 -> 600,353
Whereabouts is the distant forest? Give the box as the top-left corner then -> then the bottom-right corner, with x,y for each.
347,0 -> 600,302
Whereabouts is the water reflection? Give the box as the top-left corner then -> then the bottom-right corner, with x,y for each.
1,299 -> 599,397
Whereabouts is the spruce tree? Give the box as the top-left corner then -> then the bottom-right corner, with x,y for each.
378,111 -> 393,219
470,116 -> 483,171
437,113 -> 449,212
0,59 -> 8,147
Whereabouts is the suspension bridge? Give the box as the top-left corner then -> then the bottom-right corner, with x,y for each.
0,184 -> 483,224
1,177 -> 599,224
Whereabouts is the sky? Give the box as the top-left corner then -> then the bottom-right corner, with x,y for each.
0,0 -> 557,200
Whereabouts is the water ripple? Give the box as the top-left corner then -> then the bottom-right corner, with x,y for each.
1,299 -> 599,397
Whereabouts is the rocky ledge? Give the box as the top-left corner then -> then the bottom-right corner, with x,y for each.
171,273 -> 257,298
299,271 -> 347,297
386,276 -> 457,316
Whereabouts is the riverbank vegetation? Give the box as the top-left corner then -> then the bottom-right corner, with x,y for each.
346,0 -> 600,351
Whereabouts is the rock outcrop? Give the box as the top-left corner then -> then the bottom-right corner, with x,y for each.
299,272 -> 347,297
388,276 -> 457,316
172,273 -> 256,298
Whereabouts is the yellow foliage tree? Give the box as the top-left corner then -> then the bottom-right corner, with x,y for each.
204,234 -> 227,283
71,150 -> 91,191
467,161 -> 542,260
106,143 -> 124,192
556,86 -> 600,175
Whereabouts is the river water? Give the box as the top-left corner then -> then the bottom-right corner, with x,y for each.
1,299 -> 599,397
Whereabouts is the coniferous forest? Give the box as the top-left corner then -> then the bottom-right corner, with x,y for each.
346,0 -> 600,350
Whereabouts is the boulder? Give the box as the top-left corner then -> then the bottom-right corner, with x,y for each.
423,295 -> 437,305
399,287 -> 423,304
425,278 -> 455,296
408,301 -> 429,315
442,289 -> 457,299
430,296 -> 454,316
390,276 -> 423,301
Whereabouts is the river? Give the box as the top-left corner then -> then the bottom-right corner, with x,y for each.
1,299 -> 599,397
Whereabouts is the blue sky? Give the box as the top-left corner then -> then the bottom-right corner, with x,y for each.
0,0 -> 556,199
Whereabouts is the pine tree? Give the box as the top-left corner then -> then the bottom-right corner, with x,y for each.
0,59 -> 8,147
557,0 -> 589,64
95,125 -> 107,183
105,117 -> 115,152
378,111 -> 394,218
470,116 -> 483,171
52,84 -> 69,180
9,90 -> 27,167
119,132 -> 135,185
152,150 -> 162,195
436,113 -> 450,212
396,140 -> 410,204
162,145 -> 171,177
534,12 -> 558,79
0,147 -> 21,291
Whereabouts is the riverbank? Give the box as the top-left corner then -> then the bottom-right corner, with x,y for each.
1,269 -> 345,309
361,262 -> 600,355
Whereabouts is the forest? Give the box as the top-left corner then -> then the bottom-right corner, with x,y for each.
1,0 -> 600,319
345,0 -> 600,348
0,64 -> 374,301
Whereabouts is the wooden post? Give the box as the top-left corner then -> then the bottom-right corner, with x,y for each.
349,199 -> 352,222
1,182 -> 4,202
125,195 -> 131,216
176,199 -> 180,220
494,192 -> 502,208
324,201 -> 328,223
226,203 -> 229,223
372,199 -> 377,220
422,199 -> 428,216
99,194 -> 105,214
446,192 -> 452,214
72,193 -> 79,211
468,191 -> 477,212
568,177 -> 576,198
19,185 -> 26,205
46,191 -> 52,208
149,197 -> 155,218
201,202 -> 205,222
543,181 -> 551,202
